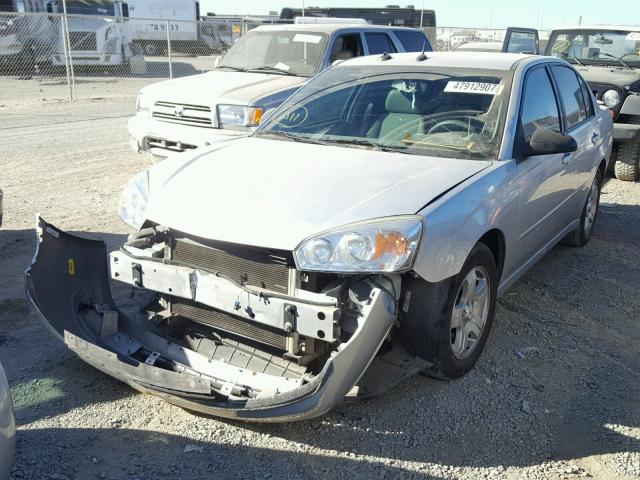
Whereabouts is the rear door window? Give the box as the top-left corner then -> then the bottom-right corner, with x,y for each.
550,65 -> 587,129
578,75 -> 595,118
393,30 -> 429,52
365,32 -> 398,55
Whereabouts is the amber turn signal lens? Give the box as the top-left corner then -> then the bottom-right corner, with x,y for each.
373,232 -> 410,260
252,108 -> 264,125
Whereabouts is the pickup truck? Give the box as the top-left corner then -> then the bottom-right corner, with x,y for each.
128,22 -> 431,160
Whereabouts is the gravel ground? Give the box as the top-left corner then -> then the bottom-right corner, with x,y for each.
0,97 -> 639,480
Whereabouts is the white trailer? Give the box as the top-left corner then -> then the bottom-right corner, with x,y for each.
126,0 -> 200,55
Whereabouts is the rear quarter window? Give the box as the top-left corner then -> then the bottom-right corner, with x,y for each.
393,30 -> 430,52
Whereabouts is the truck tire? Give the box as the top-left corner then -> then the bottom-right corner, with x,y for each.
562,168 -> 602,247
613,116 -> 640,182
401,243 -> 498,380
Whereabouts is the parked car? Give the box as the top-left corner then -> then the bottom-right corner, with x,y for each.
0,360 -> 15,479
27,51 -> 612,422
546,26 -> 640,181
128,22 -> 432,160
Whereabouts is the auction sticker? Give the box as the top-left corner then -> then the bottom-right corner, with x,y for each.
626,32 -> 640,41
444,81 -> 504,95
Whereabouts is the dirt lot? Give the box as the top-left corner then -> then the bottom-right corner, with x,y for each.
0,98 -> 639,480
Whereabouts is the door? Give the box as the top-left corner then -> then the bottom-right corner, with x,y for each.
513,65 -> 580,267
502,27 -> 539,54
548,64 -> 600,214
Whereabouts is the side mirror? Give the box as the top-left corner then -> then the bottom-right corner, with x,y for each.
522,128 -> 578,156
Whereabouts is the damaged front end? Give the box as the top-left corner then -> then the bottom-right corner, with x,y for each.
25,218 -> 425,422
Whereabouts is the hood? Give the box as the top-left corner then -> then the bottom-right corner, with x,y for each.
576,65 -> 640,88
140,70 -> 308,106
144,137 -> 492,251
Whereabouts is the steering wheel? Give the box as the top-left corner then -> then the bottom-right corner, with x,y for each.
427,117 -> 483,136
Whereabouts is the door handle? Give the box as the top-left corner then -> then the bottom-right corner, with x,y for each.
562,152 -> 572,164
591,132 -> 600,144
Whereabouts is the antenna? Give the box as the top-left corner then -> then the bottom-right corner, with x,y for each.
416,41 -> 428,61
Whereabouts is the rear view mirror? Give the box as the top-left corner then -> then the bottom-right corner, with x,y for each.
521,128 -> 578,157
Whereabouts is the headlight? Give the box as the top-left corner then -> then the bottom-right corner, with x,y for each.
136,93 -> 152,118
117,170 -> 150,230
217,104 -> 264,129
294,217 -> 423,273
602,89 -> 620,108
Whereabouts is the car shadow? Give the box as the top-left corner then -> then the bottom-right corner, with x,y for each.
10,427 -> 449,479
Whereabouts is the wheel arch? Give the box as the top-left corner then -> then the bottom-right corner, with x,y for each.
477,228 -> 506,282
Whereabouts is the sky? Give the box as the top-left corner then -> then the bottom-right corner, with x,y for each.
201,0 -> 634,30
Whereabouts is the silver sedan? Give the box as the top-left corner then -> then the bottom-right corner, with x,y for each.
26,52 -> 613,422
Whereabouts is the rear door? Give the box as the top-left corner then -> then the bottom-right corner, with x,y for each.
502,27 -> 539,54
548,64 -> 599,212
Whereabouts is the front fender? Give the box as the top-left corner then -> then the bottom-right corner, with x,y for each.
620,93 -> 640,116
413,162 -> 515,284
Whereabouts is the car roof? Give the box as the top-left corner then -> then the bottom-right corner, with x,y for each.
551,25 -> 640,32
337,51 -> 538,71
253,23 -> 422,34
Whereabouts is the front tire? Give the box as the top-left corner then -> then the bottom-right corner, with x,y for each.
562,168 -> 602,247
401,243 -> 498,379
613,116 -> 640,182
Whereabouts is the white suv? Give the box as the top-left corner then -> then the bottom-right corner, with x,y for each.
128,23 -> 431,160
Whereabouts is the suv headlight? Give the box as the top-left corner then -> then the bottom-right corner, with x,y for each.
294,217 -> 423,273
136,93 -> 152,118
602,89 -> 620,108
217,104 -> 264,129
117,170 -> 150,230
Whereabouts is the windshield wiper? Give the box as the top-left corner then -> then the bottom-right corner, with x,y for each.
259,131 -> 326,144
322,137 -> 408,153
598,52 -> 632,70
559,52 -> 584,66
249,66 -> 298,76
217,65 -> 249,72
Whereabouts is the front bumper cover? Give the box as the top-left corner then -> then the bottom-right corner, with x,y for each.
127,115 -> 248,156
25,218 -> 411,422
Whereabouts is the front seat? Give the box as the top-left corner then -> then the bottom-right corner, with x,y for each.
367,89 -> 424,142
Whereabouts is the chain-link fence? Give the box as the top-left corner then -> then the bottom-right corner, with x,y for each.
0,11 -> 238,104
0,12 -> 549,105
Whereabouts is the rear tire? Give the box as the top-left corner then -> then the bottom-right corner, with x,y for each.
401,243 -> 498,379
613,116 -> 640,182
562,169 -> 602,247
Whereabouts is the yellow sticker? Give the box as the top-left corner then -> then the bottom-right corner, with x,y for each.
68,258 -> 75,275
232,24 -> 241,34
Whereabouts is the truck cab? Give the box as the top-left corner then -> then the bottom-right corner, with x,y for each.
128,22 -> 432,160
47,0 -> 132,69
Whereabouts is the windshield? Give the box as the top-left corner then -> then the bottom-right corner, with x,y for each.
218,30 -> 328,77
256,66 -> 512,160
547,30 -> 640,67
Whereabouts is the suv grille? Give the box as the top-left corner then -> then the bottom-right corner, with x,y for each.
152,101 -> 213,128
171,237 -> 291,294
69,31 -> 97,51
